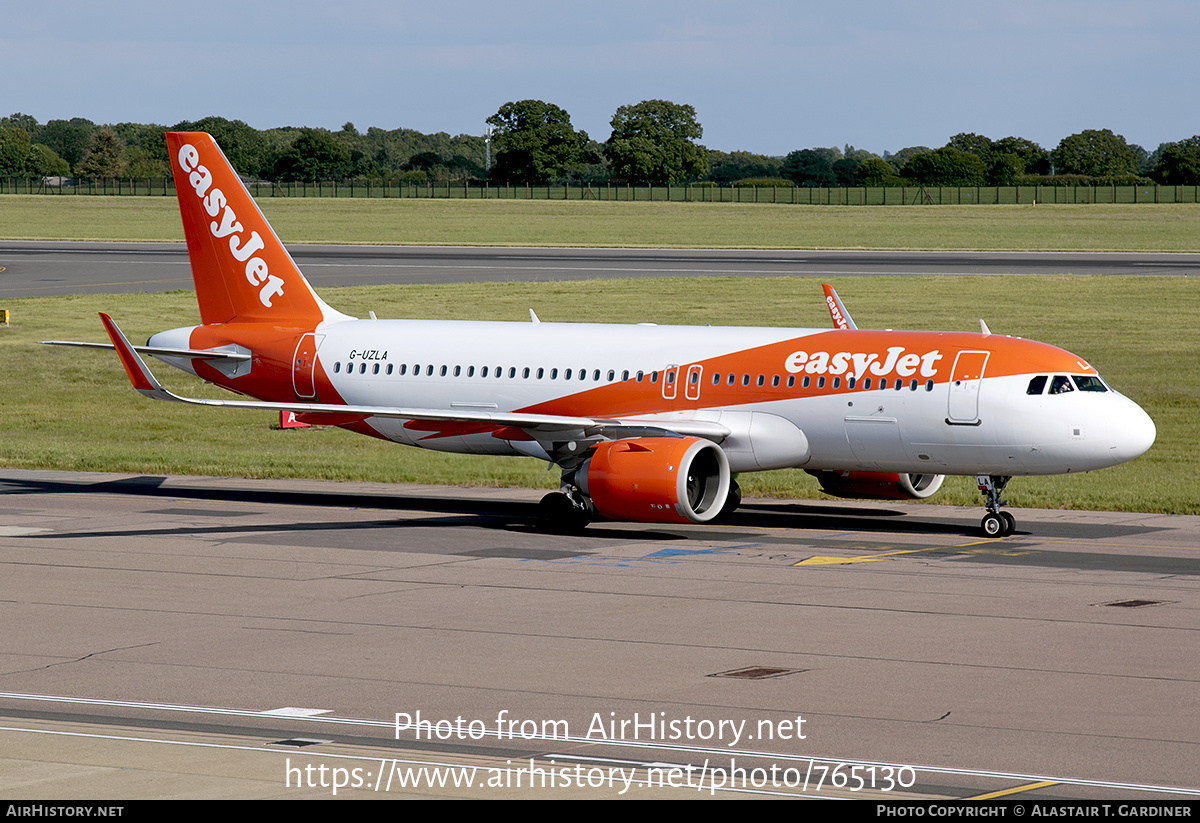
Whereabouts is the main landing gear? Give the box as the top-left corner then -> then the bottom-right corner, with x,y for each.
977,475 -> 1015,537
538,489 -> 592,533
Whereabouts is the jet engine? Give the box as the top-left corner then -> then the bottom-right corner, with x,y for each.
809,470 -> 944,500
577,437 -> 730,524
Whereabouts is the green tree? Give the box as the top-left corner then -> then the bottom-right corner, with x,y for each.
884,146 -> 931,172
1152,136 -> 1200,185
990,154 -> 1026,185
38,118 -> 96,170
173,116 -> 269,177
0,127 -> 31,175
75,128 -> 127,178
991,136 -> 1049,176
27,143 -> 70,177
946,132 -> 997,169
900,147 -> 987,186
605,100 -> 707,184
486,100 -> 587,183
1051,129 -> 1139,177
781,148 -> 838,187
855,157 -> 900,187
707,150 -> 781,184
0,112 -> 39,137
270,128 -> 351,181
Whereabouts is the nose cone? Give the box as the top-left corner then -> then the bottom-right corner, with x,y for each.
1109,397 -> 1156,465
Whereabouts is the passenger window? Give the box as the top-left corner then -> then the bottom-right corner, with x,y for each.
333,362 -> 341,373
536,368 -> 544,379
608,370 -> 616,381
712,373 -> 721,385
1027,375 -> 1047,395
832,377 -> 840,389
1049,375 -> 1074,394
399,364 -> 407,376
847,376 -> 856,389
741,374 -> 750,386
386,364 -> 394,375
802,376 -> 810,388
787,375 -> 795,388
925,380 -> 933,391
817,376 -> 826,389
522,367 -> 530,378
727,373 -> 735,386
756,374 -> 764,387
771,375 -> 780,387
373,363 -> 380,375
564,368 -> 572,380
360,363 -> 367,374
863,378 -> 871,390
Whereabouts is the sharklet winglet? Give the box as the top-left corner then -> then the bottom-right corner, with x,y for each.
821,284 -> 858,330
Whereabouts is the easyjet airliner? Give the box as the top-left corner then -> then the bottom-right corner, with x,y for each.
47,133 -> 1156,537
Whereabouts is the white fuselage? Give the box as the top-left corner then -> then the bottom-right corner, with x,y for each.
290,317 -> 1155,478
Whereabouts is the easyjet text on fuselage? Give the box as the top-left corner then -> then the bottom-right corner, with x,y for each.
784,345 -> 943,380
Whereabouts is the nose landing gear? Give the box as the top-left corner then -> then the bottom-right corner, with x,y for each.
977,475 -> 1015,537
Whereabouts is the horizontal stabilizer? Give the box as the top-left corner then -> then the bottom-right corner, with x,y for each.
41,339 -> 250,362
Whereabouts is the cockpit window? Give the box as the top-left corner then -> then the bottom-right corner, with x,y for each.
1026,375 -> 1047,395
1072,375 -> 1108,392
1049,375 -> 1074,394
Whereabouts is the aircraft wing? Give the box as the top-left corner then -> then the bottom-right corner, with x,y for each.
95,314 -> 730,441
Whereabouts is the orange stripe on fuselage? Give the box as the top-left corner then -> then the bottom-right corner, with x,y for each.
517,330 -> 1092,419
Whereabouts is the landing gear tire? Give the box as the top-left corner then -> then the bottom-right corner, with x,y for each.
981,511 -> 1015,538
538,491 -> 591,533
716,480 -> 742,521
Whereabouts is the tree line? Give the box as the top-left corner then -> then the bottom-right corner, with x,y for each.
2,104 -> 1200,187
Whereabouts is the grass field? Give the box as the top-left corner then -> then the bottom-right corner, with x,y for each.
4,194 -> 1200,250
1,276 -> 1195,514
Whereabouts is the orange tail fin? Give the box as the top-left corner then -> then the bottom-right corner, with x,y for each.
166,132 -> 341,326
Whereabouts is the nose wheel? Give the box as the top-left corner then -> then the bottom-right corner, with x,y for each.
977,475 -> 1015,537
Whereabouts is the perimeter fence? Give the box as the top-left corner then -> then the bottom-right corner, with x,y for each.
3,177 -> 1199,205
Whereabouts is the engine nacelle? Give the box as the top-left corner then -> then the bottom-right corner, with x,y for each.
809,470 -> 944,500
578,437 -> 730,524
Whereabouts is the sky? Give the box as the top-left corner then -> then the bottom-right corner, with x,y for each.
5,0 -> 1198,157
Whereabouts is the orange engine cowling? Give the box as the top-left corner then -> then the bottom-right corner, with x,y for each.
578,437 -> 731,524
809,470 -> 944,500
